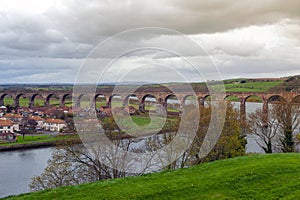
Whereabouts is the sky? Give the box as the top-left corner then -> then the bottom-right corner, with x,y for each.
0,0 -> 299,83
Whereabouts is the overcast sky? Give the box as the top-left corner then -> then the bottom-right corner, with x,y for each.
0,0 -> 299,83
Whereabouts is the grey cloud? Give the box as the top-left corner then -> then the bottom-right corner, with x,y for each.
0,0 -> 299,83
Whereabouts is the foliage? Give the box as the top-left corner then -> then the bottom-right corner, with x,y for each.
194,103 -> 246,163
269,78 -> 300,92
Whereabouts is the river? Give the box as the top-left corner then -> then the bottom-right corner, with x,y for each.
0,102 -> 264,198
0,147 -> 53,198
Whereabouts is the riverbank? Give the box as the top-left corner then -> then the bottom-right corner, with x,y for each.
4,153 -> 300,199
0,134 -> 80,152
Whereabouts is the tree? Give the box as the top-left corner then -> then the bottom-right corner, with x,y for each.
248,109 -> 280,153
30,102 -> 246,191
195,103 -> 246,163
272,102 -> 300,152
30,138 -> 148,191
248,101 -> 300,153
162,102 -> 246,168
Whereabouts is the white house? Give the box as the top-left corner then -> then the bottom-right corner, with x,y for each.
30,116 -> 45,129
0,119 -> 14,134
43,118 -> 67,132
12,122 -> 20,132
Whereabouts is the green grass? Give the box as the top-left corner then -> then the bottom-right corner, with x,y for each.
224,81 -> 283,92
115,115 -> 169,135
3,97 -> 73,107
0,134 -> 78,147
4,153 -> 300,200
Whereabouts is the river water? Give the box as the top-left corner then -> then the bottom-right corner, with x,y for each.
0,102 -> 264,198
0,147 -> 53,198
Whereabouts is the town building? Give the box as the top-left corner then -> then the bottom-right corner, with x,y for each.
0,119 -> 14,134
43,118 -> 67,132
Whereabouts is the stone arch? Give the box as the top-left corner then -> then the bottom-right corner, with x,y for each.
291,95 -> 300,104
61,93 -> 72,106
94,94 -> 107,108
165,94 -> 181,112
202,94 -> 211,106
30,93 -> 44,107
0,93 -> 9,106
75,94 -> 88,108
245,95 -> 263,103
164,94 -> 177,103
243,95 -> 264,120
141,94 -> 156,103
182,95 -> 196,105
45,93 -> 55,106
123,94 -> 139,107
267,95 -> 286,103
141,94 -> 157,112
108,94 -> 122,107
15,93 -> 29,107
224,94 -> 240,102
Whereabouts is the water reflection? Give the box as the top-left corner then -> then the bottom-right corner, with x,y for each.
0,147 -> 53,198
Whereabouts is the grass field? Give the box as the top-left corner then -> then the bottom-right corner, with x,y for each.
3,97 -> 73,107
0,134 -> 78,147
224,81 -> 283,92
4,153 -> 300,200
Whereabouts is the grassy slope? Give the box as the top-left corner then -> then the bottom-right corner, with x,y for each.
5,154 -> 300,200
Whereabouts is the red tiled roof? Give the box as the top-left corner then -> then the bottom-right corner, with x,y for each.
4,113 -> 23,118
30,116 -> 44,121
44,118 -> 66,124
0,119 -> 13,126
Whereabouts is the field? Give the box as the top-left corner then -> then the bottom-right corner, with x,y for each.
5,153 -> 300,200
224,81 -> 283,92
0,134 -> 78,147
3,97 -> 73,107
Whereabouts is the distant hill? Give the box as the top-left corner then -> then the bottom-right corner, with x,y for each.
0,75 -> 299,93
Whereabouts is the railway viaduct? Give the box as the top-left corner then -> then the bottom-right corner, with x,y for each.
0,89 -> 299,119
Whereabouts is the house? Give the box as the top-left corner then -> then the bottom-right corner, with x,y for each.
43,118 -> 67,132
3,113 -> 23,123
0,119 -> 14,134
0,106 -> 7,117
12,122 -> 20,132
17,107 -> 34,115
0,132 -> 16,142
29,116 -> 44,129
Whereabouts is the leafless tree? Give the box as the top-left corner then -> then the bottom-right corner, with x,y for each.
248,109 -> 280,153
271,102 -> 300,152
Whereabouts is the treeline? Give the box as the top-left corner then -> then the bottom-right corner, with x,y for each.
269,76 -> 300,92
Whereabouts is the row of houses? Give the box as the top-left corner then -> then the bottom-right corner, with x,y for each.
0,114 -> 67,134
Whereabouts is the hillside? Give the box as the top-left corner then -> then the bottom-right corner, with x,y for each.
4,154 -> 300,200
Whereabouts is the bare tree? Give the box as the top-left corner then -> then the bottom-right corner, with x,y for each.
248,109 -> 280,153
248,101 -> 300,153
272,102 -> 300,152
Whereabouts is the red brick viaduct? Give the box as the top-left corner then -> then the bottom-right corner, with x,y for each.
0,88 -> 299,119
